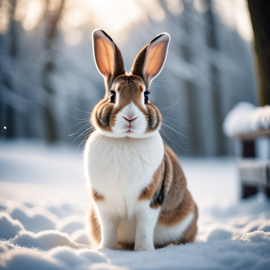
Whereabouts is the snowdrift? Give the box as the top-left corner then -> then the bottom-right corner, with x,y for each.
1,192 -> 270,269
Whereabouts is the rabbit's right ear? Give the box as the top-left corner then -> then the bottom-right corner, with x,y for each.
131,33 -> 170,87
92,29 -> 125,83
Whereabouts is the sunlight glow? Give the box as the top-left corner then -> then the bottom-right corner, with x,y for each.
0,1 -> 11,34
87,0 -> 142,37
22,0 -> 43,30
48,0 -> 62,12
0,0 -> 253,46
64,30 -> 83,45
166,0 -> 184,15
214,0 -> 253,41
149,4 -> 165,21
15,0 -> 27,22
193,0 -> 208,13
87,0 -> 114,9
61,7 -> 87,30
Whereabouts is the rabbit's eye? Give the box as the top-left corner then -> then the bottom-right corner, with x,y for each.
110,91 -> 116,103
144,91 -> 150,104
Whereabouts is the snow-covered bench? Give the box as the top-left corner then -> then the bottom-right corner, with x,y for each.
223,102 -> 270,199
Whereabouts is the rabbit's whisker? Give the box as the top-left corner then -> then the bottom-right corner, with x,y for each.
70,120 -> 89,129
160,129 -> 178,150
162,123 -> 187,138
162,123 -> 189,149
74,104 -> 91,114
160,128 -> 188,151
163,117 -> 191,127
69,123 -> 90,137
76,127 -> 95,150
71,127 -> 89,145
162,126 -> 188,150
149,83 -> 171,93
71,115 -> 89,121
160,100 -> 180,111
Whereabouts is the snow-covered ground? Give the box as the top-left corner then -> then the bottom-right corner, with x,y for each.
0,140 -> 270,270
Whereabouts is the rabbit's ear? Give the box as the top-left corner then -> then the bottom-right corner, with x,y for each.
92,29 -> 125,81
131,33 -> 170,86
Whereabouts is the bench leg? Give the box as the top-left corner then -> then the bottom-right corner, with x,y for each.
265,187 -> 270,199
241,183 -> 258,199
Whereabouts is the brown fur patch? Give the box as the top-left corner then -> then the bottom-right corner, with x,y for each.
161,150 -> 174,197
130,43 -> 148,86
91,96 -> 113,132
155,144 -> 197,244
180,204 -> 198,244
89,204 -> 101,244
91,187 -> 104,201
161,145 -> 187,212
138,160 -> 164,202
118,242 -> 134,250
147,151 -> 173,209
114,74 -> 144,84
158,189 -> 195,227
145,103 -> 162,133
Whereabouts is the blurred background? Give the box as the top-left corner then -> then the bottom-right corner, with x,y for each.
0,0 -> 257,156
1,2 -> 270,258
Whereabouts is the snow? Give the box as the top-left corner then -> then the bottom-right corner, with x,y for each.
12,230 -> 86,251
0,213 -> 25,240
1,140 -> 270,269
223,102 -> 270,137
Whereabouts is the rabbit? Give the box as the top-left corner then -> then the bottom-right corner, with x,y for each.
84,29 -> 198,251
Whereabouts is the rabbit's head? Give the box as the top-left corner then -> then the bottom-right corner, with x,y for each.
91,29 -> 170,138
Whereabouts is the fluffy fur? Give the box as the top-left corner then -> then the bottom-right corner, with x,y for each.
84,29 -> 198,251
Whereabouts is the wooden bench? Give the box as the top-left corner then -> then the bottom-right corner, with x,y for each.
231,128 -> 270,199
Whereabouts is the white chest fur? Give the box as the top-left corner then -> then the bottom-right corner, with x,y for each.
84,131 -> 164,218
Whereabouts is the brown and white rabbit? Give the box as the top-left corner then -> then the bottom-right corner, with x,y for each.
84,29 -> 198,251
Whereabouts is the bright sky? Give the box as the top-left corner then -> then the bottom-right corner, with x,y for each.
87,0 -> 142,32
85,0 -> 144,44
213,0 -> 253,41
0,0 -> 253,44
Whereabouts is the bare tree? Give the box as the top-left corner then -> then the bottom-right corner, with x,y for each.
247,0 -> 270,106
205,0 -> 226,155
41,0 -> 65,142
0,0 -> 18,138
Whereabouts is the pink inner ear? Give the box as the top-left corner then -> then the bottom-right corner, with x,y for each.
145,41 -> 167,79
94,36 -> 114,77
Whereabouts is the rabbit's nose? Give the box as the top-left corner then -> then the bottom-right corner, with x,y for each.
123,117 -> 137,123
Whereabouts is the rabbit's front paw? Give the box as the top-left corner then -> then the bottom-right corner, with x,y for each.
97,242 -> 118,250
95,245 -> 106,251
134,245 -> 155,252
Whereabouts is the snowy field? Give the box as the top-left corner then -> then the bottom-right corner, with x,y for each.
0,140 -> 270,270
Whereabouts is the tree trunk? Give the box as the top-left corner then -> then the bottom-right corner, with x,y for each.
247,0 -> 270,106
205,0 -> 226,155
0,0 -> 17,138
41,0 -> 65,142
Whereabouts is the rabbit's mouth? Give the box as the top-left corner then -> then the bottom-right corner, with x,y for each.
123,116 -> 137,133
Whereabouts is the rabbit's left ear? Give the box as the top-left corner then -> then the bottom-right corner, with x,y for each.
131,33 -> 170,86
